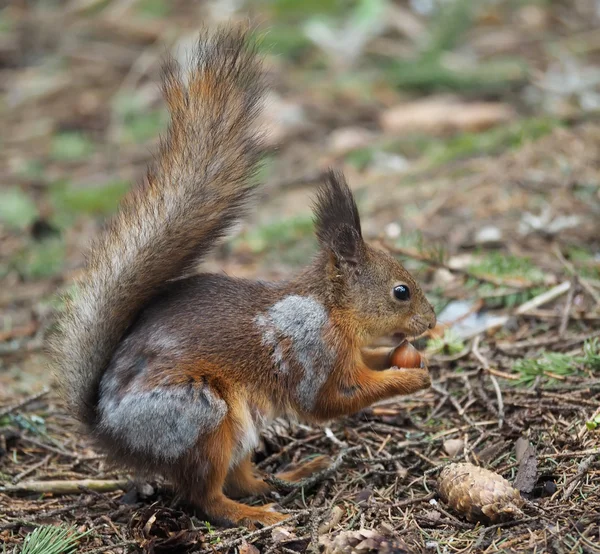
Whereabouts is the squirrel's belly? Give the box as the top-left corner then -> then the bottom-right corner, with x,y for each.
229,401 -> 273,469
97,368 -> 227,462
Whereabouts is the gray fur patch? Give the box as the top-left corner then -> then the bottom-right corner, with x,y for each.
255,295 -> 335,410
98,373 -> 227,461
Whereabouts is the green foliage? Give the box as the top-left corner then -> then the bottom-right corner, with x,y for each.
478,285 -> 546,309
586,414 -> 600,431
9,413 -> 47,435
466,251 -> 546,308
567,247 -> 600,279
268,0 -> 353,19
112,92 -> 169,144
50,179 -> 129,217
137,0 -> 169,18
20,524 -> 90,554
345,147 -> 375,170
421,0 -> 474,62
0,10 -> 14,33
428,328 -> 465,356
234,214 -> 317,266
425,117 -> 564,166
255,26 -> 313,58
15,159 -> 45,181
468,251 -> 545,283
9,238 -> 66,280
0,188 -> 38,230
513,338 -> 600,385
51,132 -> 95,162
346,117 -> 561,172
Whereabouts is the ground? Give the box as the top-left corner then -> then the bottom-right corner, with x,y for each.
1,1 -> 599,553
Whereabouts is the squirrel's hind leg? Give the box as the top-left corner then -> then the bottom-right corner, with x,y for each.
224,454 -> 332,499
224,454 -> 271,499
179,418 -> 287,528
275,455 -> 331,483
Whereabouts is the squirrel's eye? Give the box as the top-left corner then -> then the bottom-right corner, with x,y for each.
393,285 -> 410,301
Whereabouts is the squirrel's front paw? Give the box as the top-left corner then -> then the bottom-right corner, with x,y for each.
387,366 -> 431,392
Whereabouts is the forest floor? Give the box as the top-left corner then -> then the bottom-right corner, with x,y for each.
1,1 -> 599,553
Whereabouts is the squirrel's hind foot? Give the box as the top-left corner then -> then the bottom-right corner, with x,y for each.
200,495 -> 287,528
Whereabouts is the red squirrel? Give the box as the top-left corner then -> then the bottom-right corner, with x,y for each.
48,28 -> 436,527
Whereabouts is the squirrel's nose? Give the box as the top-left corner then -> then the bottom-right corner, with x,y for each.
427,308 -> 437,329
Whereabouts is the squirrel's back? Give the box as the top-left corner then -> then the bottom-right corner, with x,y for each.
48,28 -> 266,427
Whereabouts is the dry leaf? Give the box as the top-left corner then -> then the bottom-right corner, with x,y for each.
513,438 -> 537,494
318,505 -> 344,534
271,526 -> 296,544
380,97 -> 515,135
239,542 -> 261,554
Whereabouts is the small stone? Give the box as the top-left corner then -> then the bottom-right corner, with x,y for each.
475,225 -> 503,245
329,126 -> 374,155
443,438 -> 465,458
385,222 -> 401,239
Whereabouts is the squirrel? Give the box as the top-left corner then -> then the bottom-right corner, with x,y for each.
48,28 -> 436,527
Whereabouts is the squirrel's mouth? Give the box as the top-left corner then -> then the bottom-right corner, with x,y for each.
392,332 -> 406,341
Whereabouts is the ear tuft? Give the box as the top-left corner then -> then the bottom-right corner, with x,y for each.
313,170 -> 364,265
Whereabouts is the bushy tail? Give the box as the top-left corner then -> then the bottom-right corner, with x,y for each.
48,28 -> 266,426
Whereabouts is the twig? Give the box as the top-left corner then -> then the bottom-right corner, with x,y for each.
389,492 -> 436,508
472,336 -> 504,429
559,277 -> 578,336
379,240 -> 534,290
562,454 -> 597,501
12,454 -> 52,484
496,330 -> 600,352
431,383 -> 476,427
18,436 -> 80,459
0,497 -> 97,531
265,447 -> 361,492
514,280 -> 572,315
82,541 -> 138,554
2,478 -> 129,494
554,245 -> 600,306
0,387 -> 50,419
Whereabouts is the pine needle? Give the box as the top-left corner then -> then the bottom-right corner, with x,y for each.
20,525 -> 90,554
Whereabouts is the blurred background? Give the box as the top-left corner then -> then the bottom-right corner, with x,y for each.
2,2 -> 600,552
1,0 -> 599,393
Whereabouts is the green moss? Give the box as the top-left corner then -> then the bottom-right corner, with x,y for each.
0,188 -> 38,230
50,179 -> 129,218
425,117 -> 564,166
112,92 -> 169,144
234,214 -> 317,266
10,238 -> 66,280
567,247 -> 600,279
51,132 -> 95,162
137,0 -> 169,18
513,338 -> 600,386
468,251 -> 545,282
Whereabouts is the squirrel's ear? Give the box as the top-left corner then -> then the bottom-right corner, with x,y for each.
328,225 -> 365,268
313,169 -> 364,267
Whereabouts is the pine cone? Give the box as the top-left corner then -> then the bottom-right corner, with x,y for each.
437,463 -> 524,524
320,528 -> 410,554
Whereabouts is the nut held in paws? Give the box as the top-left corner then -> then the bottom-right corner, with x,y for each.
389,341 -> 422,369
